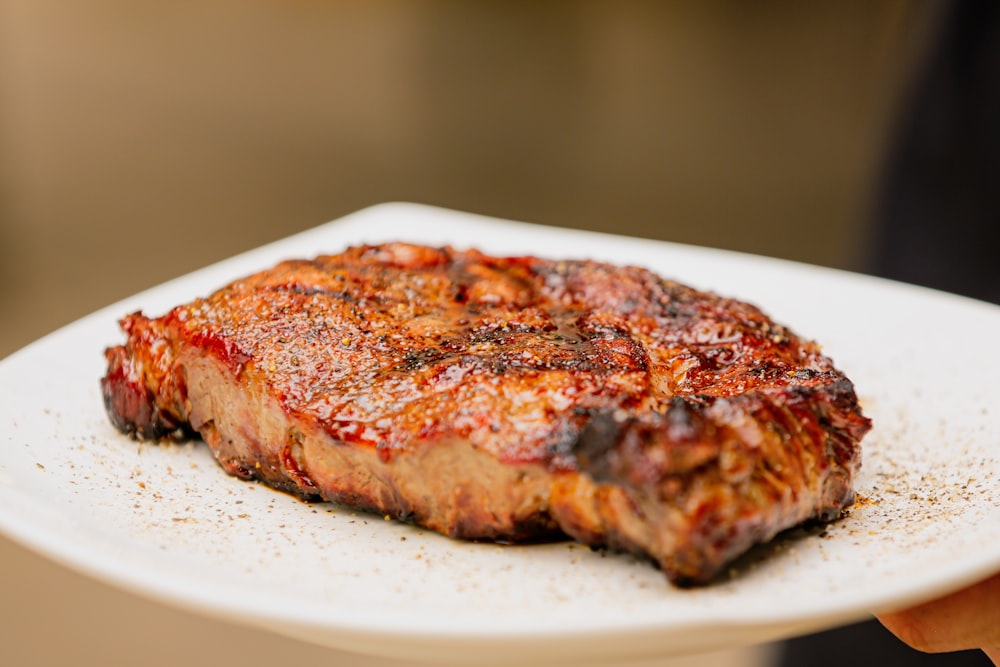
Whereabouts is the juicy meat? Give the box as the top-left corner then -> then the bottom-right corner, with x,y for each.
101,243 -> 871,585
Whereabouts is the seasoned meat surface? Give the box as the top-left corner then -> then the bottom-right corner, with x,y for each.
101,243 -> 870,585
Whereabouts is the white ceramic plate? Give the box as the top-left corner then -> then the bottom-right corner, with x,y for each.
1,203 -> 997,665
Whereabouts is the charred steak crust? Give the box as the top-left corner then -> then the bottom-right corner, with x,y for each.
101,243 -> 870,585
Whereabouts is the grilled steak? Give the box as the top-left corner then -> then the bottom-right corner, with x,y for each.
101,242 -> 870,585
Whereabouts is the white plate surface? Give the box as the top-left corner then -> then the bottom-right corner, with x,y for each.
1,203 -> 998,664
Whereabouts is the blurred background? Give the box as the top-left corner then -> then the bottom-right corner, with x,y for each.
0,1 -> 948,666
0,1 -> 939,359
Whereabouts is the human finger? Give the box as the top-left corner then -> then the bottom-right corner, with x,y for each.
876,571 -> 1000,660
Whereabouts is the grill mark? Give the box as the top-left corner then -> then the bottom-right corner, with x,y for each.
268,283 -> 360,302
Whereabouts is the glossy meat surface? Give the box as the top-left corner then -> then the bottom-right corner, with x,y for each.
101,243 -> 871,584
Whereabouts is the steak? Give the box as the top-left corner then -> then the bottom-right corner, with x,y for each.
101,242 -> 870,585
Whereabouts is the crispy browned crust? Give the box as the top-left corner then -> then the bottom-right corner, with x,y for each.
101,243 -> 870,585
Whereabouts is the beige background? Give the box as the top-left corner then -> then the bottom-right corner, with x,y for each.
0,2 -> 935,665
